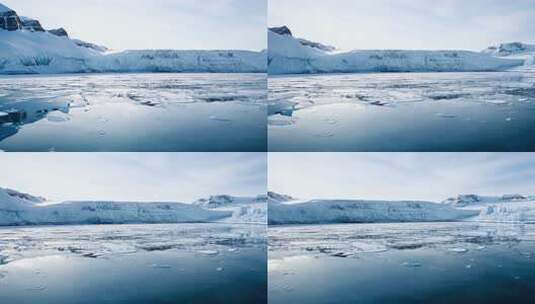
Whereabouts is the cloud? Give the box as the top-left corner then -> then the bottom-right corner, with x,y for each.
4,0 -> 266,51
268,153 -> 535,202
0,153 -> 266,202
269,0 -> 535,50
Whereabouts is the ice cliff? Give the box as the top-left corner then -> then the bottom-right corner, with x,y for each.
0,3 -> 266,74
268,26 -> 525,75
268,197 -> 478,225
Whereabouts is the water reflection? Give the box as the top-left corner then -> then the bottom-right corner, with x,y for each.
0,99 -> 70,143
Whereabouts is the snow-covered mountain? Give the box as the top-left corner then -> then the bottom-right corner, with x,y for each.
268,198 -> 478,225
444,194 -> 535,223
0,187 -> 269,226
483,42 -> 535,57
268,26 -> 525,75
267,191 -> 296,204
192,194 -> 267,224
0,3 -> 266,74
0,187 -> 234,226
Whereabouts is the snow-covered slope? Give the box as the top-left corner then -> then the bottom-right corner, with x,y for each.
268,27 -> 525,75
483,42 -> 535,57
445,194 -> 535,223
482,42 -> 535,67
193,194 -> 267,224
94,49 -> 266,73
0,188 -> 231,226
0,3 -> 266,74
0,31 -> 266,74
268,198 -> 478,225
267,191 -> 296,204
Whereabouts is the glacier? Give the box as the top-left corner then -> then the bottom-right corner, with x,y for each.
0,187 -> 266,226
444,194 -> 535,223
0,30 -> 266,74
268,198 -> 479,225
0,3 -> 266,75
268,192 -> 535,225
192,194 -> 267,224
268,27 -> 526,75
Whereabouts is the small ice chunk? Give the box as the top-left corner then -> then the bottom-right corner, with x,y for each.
448,247 -> 468,253
216,267 -> 223,272
198,250 -> 219,256
209,116 -> 232,122
46,111 -> 71,123
487,100 -> 507,104
150,264 -> 172,269
402,262 -> 422,268
465,264 -> 472,269
435,113 -> 457,119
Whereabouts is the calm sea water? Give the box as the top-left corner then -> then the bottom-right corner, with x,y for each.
269,70 -> 535,151
0,73 -> 266,152
0,223 -> 267,304
269,222 -> 535,304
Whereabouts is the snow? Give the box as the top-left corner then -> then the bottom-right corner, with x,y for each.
268,29 -> 525,75
267,191 -> 297,204
0,222 -> 265,266
0,188 -> 267,226
0,187 -> 233,226
483,42 -> 535,57
0,30 -> 266,74
192,194 -> 267,224
449,194 -> 535,223
0,3 -> 12,13
268,198 -> 479,225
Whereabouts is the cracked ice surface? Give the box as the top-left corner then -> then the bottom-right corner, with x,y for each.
268,71 -> 535,151
268,222 -> 535,259
0,223 -> 266,265
0,73 -> 266,151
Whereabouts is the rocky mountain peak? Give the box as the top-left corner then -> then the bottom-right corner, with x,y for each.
20,16 -> 45,32
48,27 -> 69,37
0,3 -> 22,31
269,26 -> 293,36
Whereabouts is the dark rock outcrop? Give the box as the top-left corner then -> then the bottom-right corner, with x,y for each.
0,4 -> 22,31
20,16 -> 45,32
269,26 -> 293,36
72,39 -> 109,52
269,25 -> 337,52
297,38 -> 336,52
48,27 -> 69,37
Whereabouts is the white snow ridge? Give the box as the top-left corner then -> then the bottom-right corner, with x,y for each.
268,26 -> 526,75
268,192 -> 535,225
0,3 -> 266,74
0,187 -> 266,226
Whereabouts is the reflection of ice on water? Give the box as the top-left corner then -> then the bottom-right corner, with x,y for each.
0,223 -> 265,267
269,222 -> 535,259
269,71 -> 535,120
0,73 -> 266,149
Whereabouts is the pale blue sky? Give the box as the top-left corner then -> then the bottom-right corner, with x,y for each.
3,0 -> 266,51
269,0 -> 535,51
269,153 -> 535,202
0,153 -> 266,202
